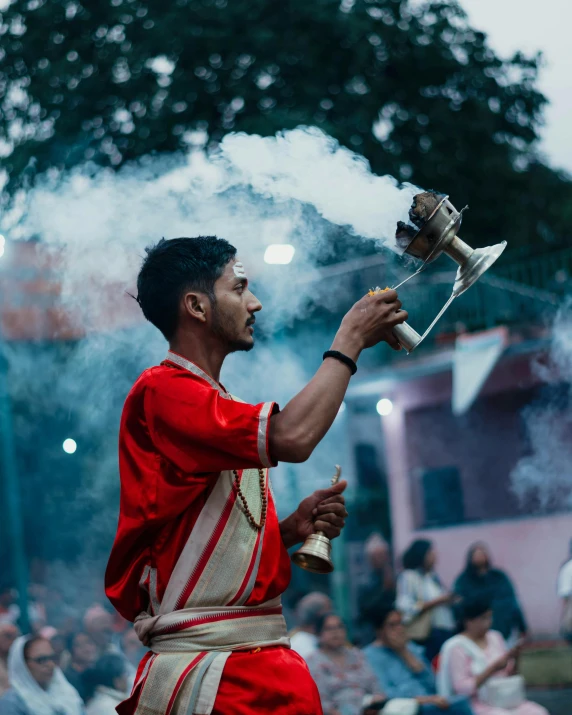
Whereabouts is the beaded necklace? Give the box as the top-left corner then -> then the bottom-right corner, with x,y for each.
163,354 -> 267,531
232,468 -> 267,530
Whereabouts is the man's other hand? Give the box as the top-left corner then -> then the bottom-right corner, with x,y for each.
280,480 -> 348,548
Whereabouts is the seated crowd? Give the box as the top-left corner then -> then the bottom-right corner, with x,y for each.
0,538 -> 553,715
0,598 -> 145,715
291,538 -> 550,715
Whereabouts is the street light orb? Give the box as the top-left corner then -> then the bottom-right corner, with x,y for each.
63,438 -> 77,454
376,398 -> 393,416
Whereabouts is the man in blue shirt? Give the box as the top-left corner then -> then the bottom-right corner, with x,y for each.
362,603 -> 474,714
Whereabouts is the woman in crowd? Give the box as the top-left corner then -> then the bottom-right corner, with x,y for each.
84,654 -> 129,715
0,635 -> 83,715
437,599 -> 547,715
454,543 -> 527,643
306,612 -> 387,715
396,539 -> 456,661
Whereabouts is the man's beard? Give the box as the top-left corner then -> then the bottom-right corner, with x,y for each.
211,303 -> 254,353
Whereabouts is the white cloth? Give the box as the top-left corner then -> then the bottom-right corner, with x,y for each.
437,633 -> 488,700
7,636 -> 83,715
86,686 -> 127,715
289,631 -> 318,660
557,559 -> 572,598
437,631 -> 522,708
396,570 -> 455,631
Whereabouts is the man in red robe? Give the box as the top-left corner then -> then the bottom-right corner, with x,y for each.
105,236 -> 406,714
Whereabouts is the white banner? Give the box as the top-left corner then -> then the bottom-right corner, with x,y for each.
452,327 -> 508,415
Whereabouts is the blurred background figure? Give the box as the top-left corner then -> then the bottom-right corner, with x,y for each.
557,538 -> 572,643
0,626 -> 19,698
289,591 -> 333,660
306,612 -> 387,715
83,605 -> 115,656
63,631 -> 99,702
0,591 -> 18,629
0,635 -> 83,715
84,653 -> 130,715
358,533 -> 396,645
437,600 -> 547,715
363,603 -> 474,714
453,543 -> 528,645
120,629 -> 146,671
396,539 -> 456,661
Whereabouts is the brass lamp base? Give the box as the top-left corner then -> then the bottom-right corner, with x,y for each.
291,533 -> 334,574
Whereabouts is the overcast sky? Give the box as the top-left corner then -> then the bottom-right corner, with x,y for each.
461,0 -> 572,174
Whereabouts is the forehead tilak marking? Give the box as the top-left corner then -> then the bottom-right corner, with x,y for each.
233,261 -> 247,278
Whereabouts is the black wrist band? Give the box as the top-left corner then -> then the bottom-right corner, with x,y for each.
323,350 -> 357,376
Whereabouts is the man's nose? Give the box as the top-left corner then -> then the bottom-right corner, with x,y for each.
248,292 -> 262,313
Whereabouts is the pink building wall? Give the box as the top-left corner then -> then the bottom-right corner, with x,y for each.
378,348 -> 572,636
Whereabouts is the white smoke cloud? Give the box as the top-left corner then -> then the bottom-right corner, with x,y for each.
2,128 -> 415,337
511,298 -> 572,508
1,127 -> 414,562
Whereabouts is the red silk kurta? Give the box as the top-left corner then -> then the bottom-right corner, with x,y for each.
105,356 -> 322,714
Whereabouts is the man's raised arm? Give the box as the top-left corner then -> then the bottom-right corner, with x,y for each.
269,289 -> 407,463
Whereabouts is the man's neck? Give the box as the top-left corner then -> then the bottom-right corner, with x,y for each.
169,334 -> 227,383
373,639 -> 405,656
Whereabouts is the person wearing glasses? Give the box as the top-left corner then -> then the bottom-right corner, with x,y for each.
0,635 -> 83,715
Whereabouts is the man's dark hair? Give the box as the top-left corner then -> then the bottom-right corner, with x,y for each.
365,599 -> 399,631
136,236 -> 237,340
402,539 -> 433,571
66,630 -> 95,654
313,611 -> 344,637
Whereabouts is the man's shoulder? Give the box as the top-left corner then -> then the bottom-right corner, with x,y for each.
128,364 -> 212,398
362,643 -> 392,662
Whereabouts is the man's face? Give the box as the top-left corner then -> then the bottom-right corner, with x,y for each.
72,633 -> 98,666
210,259 -> 262,353
380,611 -> 408,651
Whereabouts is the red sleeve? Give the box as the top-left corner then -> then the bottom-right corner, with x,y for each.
145,368 -> 278,473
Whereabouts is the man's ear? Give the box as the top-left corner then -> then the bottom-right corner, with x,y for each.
182,291 -> 209,323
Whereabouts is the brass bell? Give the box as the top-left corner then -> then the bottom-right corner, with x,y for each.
291,465 -> 341,574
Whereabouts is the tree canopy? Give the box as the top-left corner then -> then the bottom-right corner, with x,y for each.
1,0 -> 571,249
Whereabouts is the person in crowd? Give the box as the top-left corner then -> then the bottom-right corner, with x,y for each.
357,534 -> 396,645
0,591 -> 18,628
82,607 -> 136,690
49,634 -> 68,669
83,606 -> 114,657
453,543 -> 527,643
289,592 -> 333,660
437,599 -> 547,715
84,654 -> 129,715
557,538 -> 572,642
363,602 -> 474,714
26,584 -> 48,633
0,635 -> 83,715
0,625 -> 19,697
63,632 -> 98,702
396,539 -> 456,661
120,629 -> 147,671
307,612 -> 387,715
